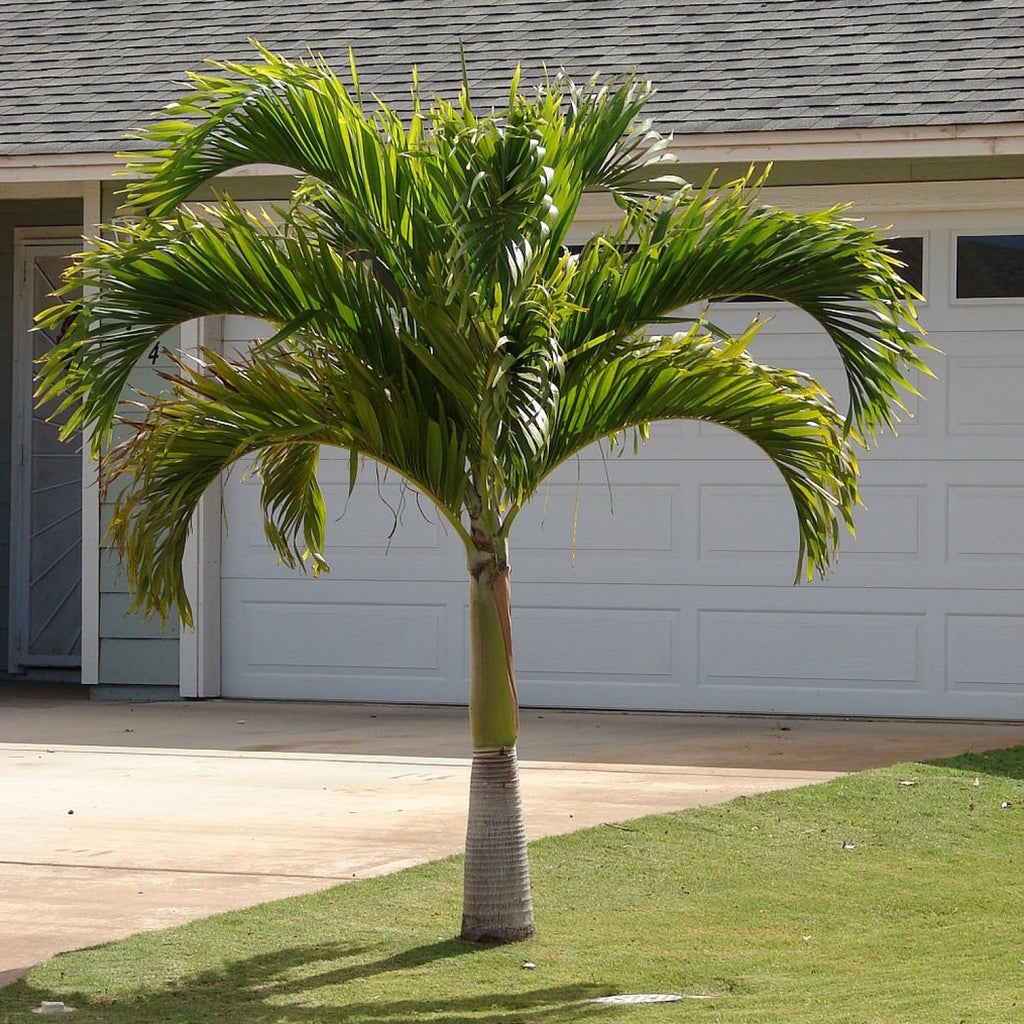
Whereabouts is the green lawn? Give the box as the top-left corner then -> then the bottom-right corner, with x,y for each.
3,748 -> 1023,1023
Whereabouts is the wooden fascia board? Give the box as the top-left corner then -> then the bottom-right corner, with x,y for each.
667,122 -> 1024,164
0,154 -> 297,185
3,122 -> 1024,184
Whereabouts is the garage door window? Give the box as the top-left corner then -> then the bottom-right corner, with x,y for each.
887,236 -> 924,294
956,234 -> 1024,299
727,235 -> 924,302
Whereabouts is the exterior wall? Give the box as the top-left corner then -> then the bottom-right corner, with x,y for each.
93,182 -> 179,692
91,178 -> 299,693
0,197 -> 82,676
7,159 -> 1018,705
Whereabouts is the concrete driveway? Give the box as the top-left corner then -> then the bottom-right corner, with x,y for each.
3,692 -> 1023,987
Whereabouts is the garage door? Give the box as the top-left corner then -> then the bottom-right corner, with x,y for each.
220,205 -> 1024,719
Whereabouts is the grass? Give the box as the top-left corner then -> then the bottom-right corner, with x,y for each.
3,748 -> 1024,1023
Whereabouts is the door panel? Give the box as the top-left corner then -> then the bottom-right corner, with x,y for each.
9,238 -> 82,670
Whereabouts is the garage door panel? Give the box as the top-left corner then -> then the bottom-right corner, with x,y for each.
515,483 -> 677,558
222,461 -> 462,582
699,481 -> 926,567
698,483 -> 797,562
919,301 -> 1024,334
481,453 -> 691,586
502,586 -> 684,710
513,606 -> 676,677
688,589 -> 932,718
312,478 -> 451,555
698,610 -> 925,693
242,600 -> 445,672
947,614 -> 1024,696
221,579 -> 466,702
686,461 -> 928,587
947,486 -> 1024,562
841,485 -> 928,560
947,354 -> 1024,435
937,329 -> 1024,354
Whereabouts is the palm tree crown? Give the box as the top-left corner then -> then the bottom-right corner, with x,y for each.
39,46 -> 927,942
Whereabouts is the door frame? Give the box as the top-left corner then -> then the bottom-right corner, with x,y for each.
9,226 -> 82,672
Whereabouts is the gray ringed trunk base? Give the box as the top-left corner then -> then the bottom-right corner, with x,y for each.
461,747 -> 535,943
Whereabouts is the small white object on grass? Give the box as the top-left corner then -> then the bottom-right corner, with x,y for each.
590,993 -> 712,1004
33,1001 -> 74,1015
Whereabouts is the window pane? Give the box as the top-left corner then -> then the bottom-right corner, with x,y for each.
564,243 -> 638,257
729,236 -> 924,304
957,235 -> 1024,299
887,236 -> 924,293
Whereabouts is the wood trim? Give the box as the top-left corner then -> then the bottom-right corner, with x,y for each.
0,155 -> 294,185
4,122 -> 1024,184
667,121 -> 1024,164
178,318 -> 222,698
81,181 -> 101,685
570,180 -> 1024,240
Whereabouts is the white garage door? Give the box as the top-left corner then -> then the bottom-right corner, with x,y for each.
220,202 -> 1024,719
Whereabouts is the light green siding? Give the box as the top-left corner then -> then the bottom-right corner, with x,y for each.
91,176 -> 300,693
99,591 -> 177,640
98,636 -> 179,684
90,182 -> 181,689
96,344 -> 183,689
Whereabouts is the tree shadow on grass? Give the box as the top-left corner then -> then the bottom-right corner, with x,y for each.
4,939 -> 614,1024
926,745 -> 1024,780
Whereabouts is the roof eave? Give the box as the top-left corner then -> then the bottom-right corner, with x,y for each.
668,121 -> 1024,165
0,151 -> 122,184
3,121 -> 1024,186
0,153 -> 296,185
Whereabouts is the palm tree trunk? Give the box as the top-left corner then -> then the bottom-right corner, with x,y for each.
461,544 -> 535,942
462,747 -> 534,941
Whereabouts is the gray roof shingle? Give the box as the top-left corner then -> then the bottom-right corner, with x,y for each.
2,0 -> 1023,156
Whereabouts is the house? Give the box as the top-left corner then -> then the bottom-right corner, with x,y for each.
2,0 -> 1023,719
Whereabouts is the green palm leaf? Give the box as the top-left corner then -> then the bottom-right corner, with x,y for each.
560,175 -> 927,442
539,324 -> 858,580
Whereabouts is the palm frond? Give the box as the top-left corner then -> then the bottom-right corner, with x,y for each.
36,199 -> 471,449
38,51 -> 929,618
124,44 -> 423,217
255,441 -> 329,575
106,346 -> 474,622
559,72 -> 686,201
561,172 -> 929,442
536,326 -> 860,581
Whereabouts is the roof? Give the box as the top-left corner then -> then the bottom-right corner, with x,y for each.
2,0 -> 1023,157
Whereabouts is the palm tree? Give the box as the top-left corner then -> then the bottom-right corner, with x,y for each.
39,47 -> 927,943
